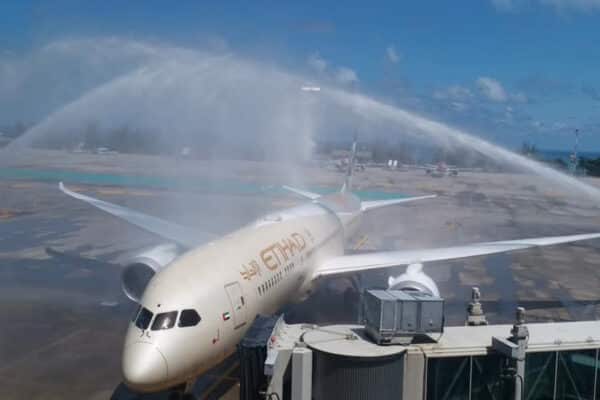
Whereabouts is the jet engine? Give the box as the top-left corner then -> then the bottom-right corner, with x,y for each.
121,243 -> 180,302
387,263 -> 440,297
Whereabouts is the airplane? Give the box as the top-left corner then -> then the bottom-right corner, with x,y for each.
58,141 -> 600,396
425,161 -> 459,177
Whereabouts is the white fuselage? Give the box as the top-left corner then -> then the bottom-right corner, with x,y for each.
122,196 -> 362,392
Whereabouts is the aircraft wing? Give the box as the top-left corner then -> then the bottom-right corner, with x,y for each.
282,185 -> 321,200
313,232 -> 600,279
361,194 -> 437,212
59,182 -> 216,248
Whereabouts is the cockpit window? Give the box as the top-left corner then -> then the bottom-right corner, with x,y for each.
151,311 -> 178,331
178,309 -> 201,327
135,307 -> 153,330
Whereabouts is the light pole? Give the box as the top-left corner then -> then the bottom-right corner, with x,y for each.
569,128 -> 580,175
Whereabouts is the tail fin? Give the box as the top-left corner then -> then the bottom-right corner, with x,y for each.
341,137 -> 358,193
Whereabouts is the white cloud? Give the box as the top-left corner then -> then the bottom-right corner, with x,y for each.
450,101 -> 469,112
433,85 -> 473,100
476,77 -> 508,102
335,67 -> 358,85
386,45 -> 401,64
307,52 -> 358,85
435,79 -> 526,107
307,52 -> 327,73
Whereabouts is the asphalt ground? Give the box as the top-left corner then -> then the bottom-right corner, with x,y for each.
2,151 -> 600,399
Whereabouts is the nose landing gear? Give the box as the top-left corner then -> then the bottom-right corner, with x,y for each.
167,382 -> 195,400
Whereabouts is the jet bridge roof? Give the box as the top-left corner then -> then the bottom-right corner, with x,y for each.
409,320 -> 600,357
265,320 -> 600,359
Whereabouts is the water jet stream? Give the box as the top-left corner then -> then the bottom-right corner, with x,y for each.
5,38 -> 600,203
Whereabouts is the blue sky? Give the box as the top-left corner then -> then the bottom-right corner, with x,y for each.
1,0 -> 599,150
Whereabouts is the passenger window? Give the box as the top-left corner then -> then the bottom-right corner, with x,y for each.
179,309 -> 201,327
135,307 -> 154,330
152,311 -> 178,330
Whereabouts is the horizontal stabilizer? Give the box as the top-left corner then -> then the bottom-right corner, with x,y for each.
313,232 -> 600,279
282,185 -> 321,200
361,194 -> 437,211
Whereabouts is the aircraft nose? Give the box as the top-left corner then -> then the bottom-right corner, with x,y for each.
122,341 -> 168,391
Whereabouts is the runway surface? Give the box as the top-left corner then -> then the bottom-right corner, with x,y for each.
2,150 -> 600,399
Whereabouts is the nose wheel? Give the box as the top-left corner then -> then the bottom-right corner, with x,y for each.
167,382 -> 195,400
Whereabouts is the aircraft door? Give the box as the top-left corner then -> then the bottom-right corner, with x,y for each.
224,282 -> 247,329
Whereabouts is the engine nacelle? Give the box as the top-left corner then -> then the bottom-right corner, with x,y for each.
121,243 -> 180,302
387,263 -> 440,297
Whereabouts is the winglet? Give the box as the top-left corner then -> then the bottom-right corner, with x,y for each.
59,181 -> 89,201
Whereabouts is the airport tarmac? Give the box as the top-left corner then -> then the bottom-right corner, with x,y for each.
2,150 -> 600,399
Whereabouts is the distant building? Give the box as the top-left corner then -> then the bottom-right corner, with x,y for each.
331,149 -> 373,161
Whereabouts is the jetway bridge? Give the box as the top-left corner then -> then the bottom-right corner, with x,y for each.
238,289 -> 600,400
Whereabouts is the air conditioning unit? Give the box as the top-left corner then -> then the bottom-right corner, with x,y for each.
363,289 -> 444,345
